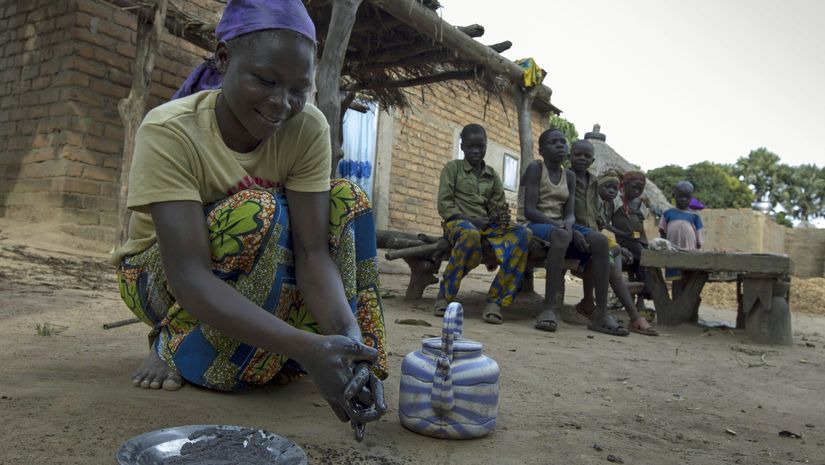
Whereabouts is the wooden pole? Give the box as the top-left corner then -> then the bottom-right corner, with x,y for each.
512,83 -> 539,174
316,0 -> 363,178
116,0 -> 168,245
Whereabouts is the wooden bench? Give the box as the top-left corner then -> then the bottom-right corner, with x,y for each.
640,250 -> 792,345
377,230 -> 580,302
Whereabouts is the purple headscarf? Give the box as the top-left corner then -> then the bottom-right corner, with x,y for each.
688,198 -> 705,210
171,0 -> 316,100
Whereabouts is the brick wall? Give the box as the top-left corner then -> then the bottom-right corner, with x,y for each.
387,83 -> 550,234
0,0 -> 220,243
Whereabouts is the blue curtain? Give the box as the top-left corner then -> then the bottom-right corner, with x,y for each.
339,102 -> 377,198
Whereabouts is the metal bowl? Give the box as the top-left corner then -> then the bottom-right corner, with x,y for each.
116,424 -> 307,465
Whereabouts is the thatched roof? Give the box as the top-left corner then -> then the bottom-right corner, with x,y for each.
585,125 -> 672,213
114,0 -> 559,114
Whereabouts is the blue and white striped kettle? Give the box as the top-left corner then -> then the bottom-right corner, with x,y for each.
398,302 -> 500,439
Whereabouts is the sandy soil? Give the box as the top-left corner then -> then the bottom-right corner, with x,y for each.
1,218 -> 824,465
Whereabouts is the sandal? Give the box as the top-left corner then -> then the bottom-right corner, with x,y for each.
482,302 -> 503,325
534,309 -> 558,332
587,314 -> 629,336
629,317 -> 659,336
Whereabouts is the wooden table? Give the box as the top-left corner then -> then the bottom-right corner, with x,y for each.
640,250 -> 793,345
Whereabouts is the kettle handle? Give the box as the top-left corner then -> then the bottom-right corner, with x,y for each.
432,302 -> 463,415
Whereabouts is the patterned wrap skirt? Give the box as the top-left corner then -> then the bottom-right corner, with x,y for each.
116,179 -> 387,391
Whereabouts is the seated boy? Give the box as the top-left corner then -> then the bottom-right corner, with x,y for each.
434,124 -> 532,324
519,130 -> 626,335
569,142 -> 656,335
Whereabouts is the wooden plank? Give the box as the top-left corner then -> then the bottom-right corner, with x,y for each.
640,250 -> 791,275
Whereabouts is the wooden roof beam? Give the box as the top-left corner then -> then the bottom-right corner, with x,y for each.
346,69 -> 478,91
367,0 -> 524,83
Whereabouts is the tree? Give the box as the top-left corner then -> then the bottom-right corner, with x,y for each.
647,162 -> 753,208
734,148 -> 782,204
779,164 -> 825,221
686,162 -> 754,209
548,115 -> 578,145
646,165 -> 686,200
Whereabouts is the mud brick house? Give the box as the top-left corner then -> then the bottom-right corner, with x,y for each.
0,0 -> 559,244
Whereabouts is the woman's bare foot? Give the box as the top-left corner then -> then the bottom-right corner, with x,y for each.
132,350 -> 183,391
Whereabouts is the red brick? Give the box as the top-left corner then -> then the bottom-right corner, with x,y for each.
62,86 -> 104,107
81,165 -> 118,183
31,76 -> 51,90
85,135 -> 121,155
97,18 -> 131,43
73,27 -> 116,49
89,78 -> 127,99
95,47 -> 130,72
75,0 -> 112,21
102,156 -> 121,169
60,145 -> 99,166
99,182 -> 117,197
53,69 -> 90,88
30,133 -> 54,149
0,95 -> 18,109
35,88 -> 60,105
53,177 -> 100,196
45,2 -> 68,18
1,68 -> 19,82
18,159 -> 81,178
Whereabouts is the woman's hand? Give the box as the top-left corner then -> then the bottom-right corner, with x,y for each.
300,335 -> 386,427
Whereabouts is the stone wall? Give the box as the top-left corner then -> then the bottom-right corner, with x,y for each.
386,84 -> 550,235
0,0 -> 219,243
784,228 -> 825,278
699,208 -> 786,254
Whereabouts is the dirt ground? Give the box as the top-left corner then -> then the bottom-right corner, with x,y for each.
1,218 -> 824,465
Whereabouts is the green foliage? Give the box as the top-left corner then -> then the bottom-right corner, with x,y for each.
778,164 -> 825,221
734,148 -> 782,204
687,162 -> 754,209
649,147 -> 825,222
646,162 -> 753,209
731,148 -> 825,222
35,322 -> 67,336
548,115 -> 578,146
645,165 -> 685,199
773,212 -> 794,228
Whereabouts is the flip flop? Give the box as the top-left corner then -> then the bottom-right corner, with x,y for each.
482,302 -> 503,325
588,314 -> 629,336
534,309 -> 558,332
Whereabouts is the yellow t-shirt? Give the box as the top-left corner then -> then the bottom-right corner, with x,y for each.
112,90 -> 331,263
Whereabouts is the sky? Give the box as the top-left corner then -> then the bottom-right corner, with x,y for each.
439,0 -> 825,171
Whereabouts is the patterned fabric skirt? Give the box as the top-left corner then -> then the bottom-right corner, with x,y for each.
439,219 -> 531,307
116,179 -> 387,391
